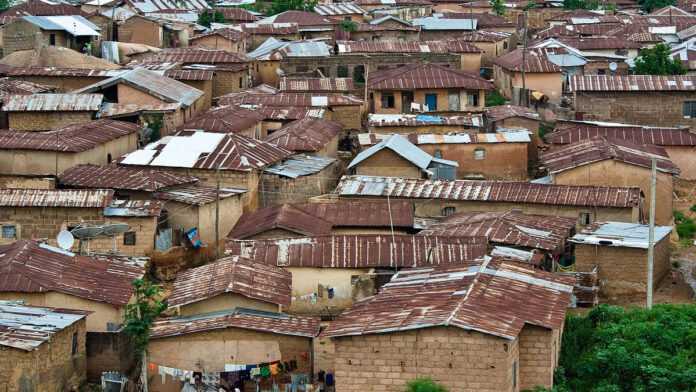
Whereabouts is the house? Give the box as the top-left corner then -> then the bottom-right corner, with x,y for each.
348,134 -> 459,179
225,234 -> 488,316
314,3 -> 367,22
258,11 -> 337,41
261,154 -> 340,206
493,48 -> 567,104
182,105 -> 265,139
3,93 -> 102,131
168,255 -> 291,316
354,0 -> 433,20
419,210 -> 577,268
153,184 -> 247,247
248,39 -> 332,86
235,22 -> 301,50
214,6 -> 259,24
117,14 -> 190,49
74,68 -> 205,135
570,221 -> 672,303
2,15 -> 100,56
348,15 -> 420,41
335,39 -> 483,74
412,15 -> 476,40
264,118 -> 341,156
358,130 -> 531,180
459,12 -> 517,33
121,0 -> 209,15
323,257 -> 574,391
147,309 -> 320,392
163,68 -> 215,110
217,89 -> 364,130
459,30 -> 513,68
0,302 -> 88,392
540,136 -> 679,225
568,75 -> 696,128
367,113 -> 483,134
279,77 -> 356,95
2,67 -> 123,92
545,121 -> 696,180
0,77 -> 55,127
368,63 -> 492,114
335,175 -> 643,224
190,28 -> 247,53
0,120 -> 139,183
485,104 -> 542,160
118,130 -> 293,210
557,36 -> 644,58
228,199 -> 417,240
0,240 -> 145,379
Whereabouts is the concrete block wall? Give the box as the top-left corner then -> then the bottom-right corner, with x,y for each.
518,325 -> 559,390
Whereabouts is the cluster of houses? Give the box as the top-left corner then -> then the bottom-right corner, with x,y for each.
0,0 -> 694,391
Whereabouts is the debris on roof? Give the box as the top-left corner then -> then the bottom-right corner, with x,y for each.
59,164 -> 198,192
322,257 -> 574,339
486,105 -> 541,122
2,93 -> 103,112
0,302 -> 88,351
570,221 -> 672,248
0,189 -> 113,208
0,77 -> 54,98
368,113 -> 482,128
264,118 -> 341,153
154,184 -> 247,205
103,199 -> 163,217
168,256 -> 292,308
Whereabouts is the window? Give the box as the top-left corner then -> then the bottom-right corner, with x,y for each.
448,90 -> 460,111
123,231 -> 136,246
2,225 -> 16,239
353,65 -> 365,83
597,69 -> 606,75
425,93 -> 438,111
49,33 -> 56,46
503,41 -> 508,50
512,361 -> 517,390
107,153 -> 112,164
579,212 -> 592,225
442,207 -> 456,216
380,93 -> 395,108
71,332 -> 78,356
683,101 -> 696,118
238,77 -> 243,88
337,65 -> 349,78
468,92 -> 479,107
474,148 -> 486,160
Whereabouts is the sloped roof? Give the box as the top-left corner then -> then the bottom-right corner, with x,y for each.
125,0 -> 209,13
570,221 -> 672,249
22,15 -> 99,36
181,105 -> 265,134
191,28 -> 246,43
0,0 -> 87,18
154,184 -> 246,205
260,10 -> 335,26
367,63 -> 493,90
168,256 -> 291,308
279,77 -> 355,93
264,118 -> 341,153
540,136 -> 680,175
74,68 -> 203,107
228,203 -> 335,239
337,40 -> 481,54
3,93 -> 103,112
546,123 -> 696,146
225,235 -> 488,268
214,6 -> 258,21
322,258 -> 573,339
0,302 -> 87,351
314,2 -> 366,15
458,30 -> 510,42
569,75 -> 696,91
336,175 -> 643,208
237,22 -> 299,35
135,47 -> 250,64
419,210 -> 576,252
59,164 -> 198,192
0,119 -> 139,151
218,91 -> 363,107
349,134 -> 458,172
0,77 -> 54,98
0,46 -> 121,70
0,240 -> 144,306
0,189 -> 113,208
263,154 -> 336,178
557,36 -> 643,50
494,48 -> 562,73
486,105 -> 540,122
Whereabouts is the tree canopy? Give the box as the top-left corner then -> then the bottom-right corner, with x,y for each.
197,10 -> 226,27
490,0 -> 506,15
123,279 -> 167,355
634,43 -> 687,76
547,304 -> 696,392
636,0 -> 675,12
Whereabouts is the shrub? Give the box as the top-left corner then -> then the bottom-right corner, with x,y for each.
406,378 -> 448,392
485,89 -> 506,106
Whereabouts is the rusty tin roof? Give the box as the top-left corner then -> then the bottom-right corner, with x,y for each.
0,302 -> 88,351
337,40 -> 481,54
368,63 -> 492,90
0,241 -> 144,306
546,123 -> 696,146
2,93 -> 103,112
322,257 -> 574,339
336,175 -> 642,208
59,164 -> 198,192
419,210 -> 577,253
214,7 -> 258,22
150,308 -> 320,339
264,118 -> 341,152
218,91 -> 364,107
486,105 -> 540,122
181,105 -> 265,134
569,75 -> 696,92
0,119 -> 139,151
494,48 -> 562,73
164,68 -> 214,81
279,77 -> 355,93
138,47 -> 250,64
0,189 -> 113,208
154,184 -> 247,205
0,77 -> 54,98
168,256 -> 291,308
225,234 -> 488,268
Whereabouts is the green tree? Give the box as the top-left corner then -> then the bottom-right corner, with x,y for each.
485,89 -> 507,106
406,378 -> 448,392
552,304 -> 696,392
634,43 -> 687,75
637,0 -> 675,12
490,0 -> 506,15
123,279 -> 167,389
197,10 -> 226,27
340,19 -> 357,32
0,0 -> 10,12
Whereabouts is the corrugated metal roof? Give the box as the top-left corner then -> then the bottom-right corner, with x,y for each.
419,210 -> 576,253
214,7 -> 258,22
368,63 -> 493,90
486,105 -> 540,121
0,240 -> 144,306
558,36 -> 643,50
104,199 -> 163,217
0,189 -> 113,208
541,136 -> 680,175
218,91 -> 363,107
225,234 -> 488,268
126,0 -> 209,13
413,16 -> 476,30
191,27 -> 246,43
569,75 -> 696,91
1,0 -> 89,18
570,221 -> 672,249
4,67 -> 123,77
150,308 -> 320,339
74,68 -> 203,107
0,302 -> 87,351
337,39 -> 480,54
546,123 -> 696,146
276,40 -> 331,58
0,119 -> 139,151
181,105 -> 264,134
494,48 -> 563,73
169,256 -> 291,308
315,2 -> 366,15
135,47 -> 249,64
0,77 -> 54,98
359,131 -> 530,146
279,77 -> 354,93
368,113 -> 482,127
354,0 -> 432,5
238,22 -> 299,35
23,15 -> 100,36
228,200 -> 415,239
322,258 -> 573,339
59,164 -> 198,192
264,154 -> 336,178
458,30 -> 510,42
259,10 -> 334,27
349,134 -> 457,172
336,175 -> 642,208
154,184 -> 246,205
2,93 -> 103,112
164,68 -> 214,81
264,118 -> 341,152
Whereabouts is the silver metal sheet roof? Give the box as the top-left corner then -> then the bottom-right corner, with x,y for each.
349,134 -> 434,171
264,154 -> 335,178
0,301 -> 87,351
412,17 -> 476,30
570,222 -> 672,249
23,15 -> 100,36
2,94 -> 103,112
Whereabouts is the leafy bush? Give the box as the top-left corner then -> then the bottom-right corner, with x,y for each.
634,43 -> 687,76
485,89 -> 506,106
554,304 -> 696,391
690,204 -> 696,213
674,210 -> 696,239
406,378 -> 448,392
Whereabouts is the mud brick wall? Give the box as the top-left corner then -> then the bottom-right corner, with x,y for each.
8,111 -> 93,131
260,162 -> 341,207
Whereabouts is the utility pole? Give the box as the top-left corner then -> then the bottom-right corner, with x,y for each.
521,9 -> 528,98
647,158 -> 656,309
215,165 -> 221,260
